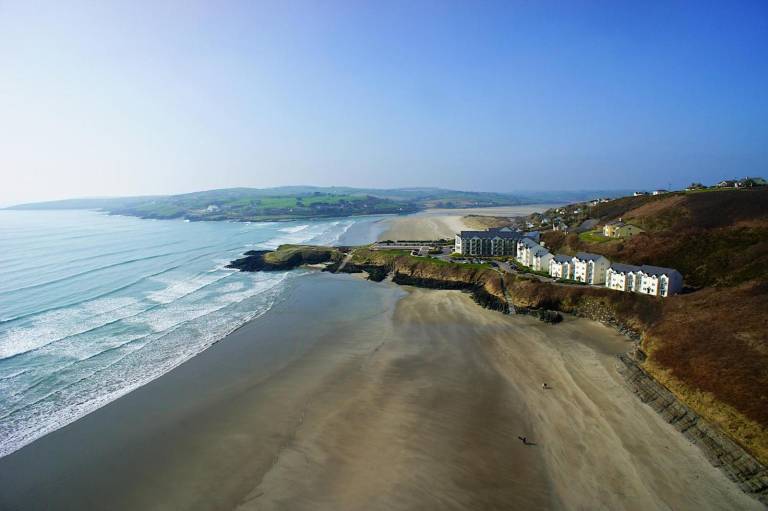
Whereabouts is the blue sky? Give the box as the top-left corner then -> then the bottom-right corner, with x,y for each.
1,1 -> 766,204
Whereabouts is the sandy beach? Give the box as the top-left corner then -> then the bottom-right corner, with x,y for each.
0,272 -> 758,510
247,289 -> 758,511
378,204 -> 562,240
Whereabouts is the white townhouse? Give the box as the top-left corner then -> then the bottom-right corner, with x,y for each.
572,252 -> 610,285
636,265 -> 683,297
606,263 -> 642,292
516,237 -> 540,266
531,249 -> 553,272
549,254 -> 574,279
606,263 -> 683,297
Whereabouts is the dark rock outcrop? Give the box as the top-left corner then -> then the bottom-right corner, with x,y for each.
335,263 -> 390,282
227,247 -> 339,272
514,307 -> 563,323
226,250 -> 273,271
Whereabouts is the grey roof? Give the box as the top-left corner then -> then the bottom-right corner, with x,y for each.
609,263 -> 642,274
639,265 -> 681,277
552,254 -> 572,263
576,218 -> 599,232
524,231 -> 541,241
574,252 -> 607,262
458,230 -> 522,240
518,237 -> 541,248
606,219 -> 625,226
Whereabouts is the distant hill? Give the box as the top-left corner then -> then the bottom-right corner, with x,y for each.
7,186 -> 632,221
5,196 -> 159,211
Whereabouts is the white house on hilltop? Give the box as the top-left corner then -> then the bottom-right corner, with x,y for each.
549,254 -> 573,279
572,252 -> 610,285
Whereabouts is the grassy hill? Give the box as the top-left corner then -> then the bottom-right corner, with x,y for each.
7,186 -> 631,222
106,192 -> 416,221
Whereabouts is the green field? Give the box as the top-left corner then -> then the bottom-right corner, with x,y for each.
578,230 -> 613,243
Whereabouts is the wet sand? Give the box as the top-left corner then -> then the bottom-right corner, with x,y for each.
0,275 -> 759,510
379,204 -> 561,240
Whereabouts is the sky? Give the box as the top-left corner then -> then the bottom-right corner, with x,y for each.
1,1 -> 767,205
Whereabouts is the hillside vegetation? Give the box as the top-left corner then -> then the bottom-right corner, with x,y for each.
542,189 -> 768,288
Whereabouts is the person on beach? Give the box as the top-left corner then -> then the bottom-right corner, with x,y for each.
518,436 -> 528,444
542,383 -> 550,389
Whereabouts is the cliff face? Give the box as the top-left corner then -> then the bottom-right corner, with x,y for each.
501,277 -> 660,340
349,249 -> 511,313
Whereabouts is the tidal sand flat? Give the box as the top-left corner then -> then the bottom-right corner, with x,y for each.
0,274 -> 757,510
379,204 -> 562,241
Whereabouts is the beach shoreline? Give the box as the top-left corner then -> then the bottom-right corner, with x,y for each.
0,271 -> 759,510
0,207 -> 761,510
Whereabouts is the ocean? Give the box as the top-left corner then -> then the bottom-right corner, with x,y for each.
0,209 -> 385,458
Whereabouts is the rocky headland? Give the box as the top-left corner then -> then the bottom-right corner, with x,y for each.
226,245 -> 345,272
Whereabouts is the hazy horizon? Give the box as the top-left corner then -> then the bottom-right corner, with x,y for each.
2,1 -> 766,205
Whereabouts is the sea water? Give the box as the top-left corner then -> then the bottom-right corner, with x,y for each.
0,210 -> 384,458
